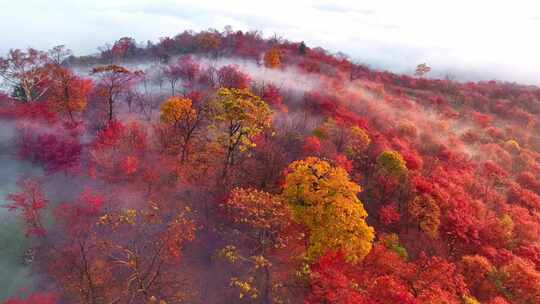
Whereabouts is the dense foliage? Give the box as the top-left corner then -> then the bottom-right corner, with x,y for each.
2,27 -> 540,303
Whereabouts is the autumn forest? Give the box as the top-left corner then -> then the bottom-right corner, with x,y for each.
1,28 -> 540,304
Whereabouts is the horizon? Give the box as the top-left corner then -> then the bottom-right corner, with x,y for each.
2,0 -> 540,85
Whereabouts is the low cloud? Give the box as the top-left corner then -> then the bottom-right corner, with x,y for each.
1,1 -> 540,85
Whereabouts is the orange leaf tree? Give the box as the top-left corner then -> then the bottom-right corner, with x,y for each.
264,48 -> 283,68
47,65 -> 92,122
159,96 -> 202,162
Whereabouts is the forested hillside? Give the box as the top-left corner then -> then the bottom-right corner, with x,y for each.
1,28 -> 540,304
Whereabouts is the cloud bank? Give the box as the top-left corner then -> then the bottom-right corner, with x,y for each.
1,0 -> 540,84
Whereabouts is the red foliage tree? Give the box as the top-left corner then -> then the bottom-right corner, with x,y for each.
89,120 -> 148,182
5,178 -> 48,237
378,203 -> 401,226
262,83 -> 284,109
18,127 -> 82,174
306,251 -> 369,304
217,65 -> 250,89
302,136 -> 321,155
0,48 -> 50,102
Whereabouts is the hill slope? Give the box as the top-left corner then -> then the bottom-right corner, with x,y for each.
1,29 -> 540,303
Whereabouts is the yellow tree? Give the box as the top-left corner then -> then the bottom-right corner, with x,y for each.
347,126 -> 371,157
218,187 -> 292,303
504,139 -> 521,154
264,48 -> 283,68
370,150 -> 410,206
209,87 -> 272,178
377,150 -> 408,178
159,96 -> 202,162
282,157 -> 374,264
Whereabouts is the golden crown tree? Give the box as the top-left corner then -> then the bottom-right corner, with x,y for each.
209,87 -> 272,178
159,96 -> 201,162
282,157 -> 375,264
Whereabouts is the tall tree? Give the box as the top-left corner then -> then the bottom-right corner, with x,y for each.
282,157 -> 374,263
48,45 -> 72,65
4,178 -> 48,237
91,65 -> 141,122
209,87 -> 272,178
408,194 -> 441,239
0,48 -> 50,101
46,65 -> 92,121
159,96 -> 202,162
95,203 -> 197,303
218,187 -> 292,303
111,37 -> 137,62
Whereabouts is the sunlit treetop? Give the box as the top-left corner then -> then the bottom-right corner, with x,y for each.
222,187 -> 291,234
209,87 -> 272,153
160,96 -> 196,124
377,150 -> 408,178
346,125 -> 371,157
282,157 -> 374,263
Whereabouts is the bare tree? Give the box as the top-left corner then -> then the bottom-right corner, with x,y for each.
91,65 -> 142,122
48,45 -> 73,66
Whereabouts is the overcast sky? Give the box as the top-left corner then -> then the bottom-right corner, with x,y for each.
1,0 -> 540,84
